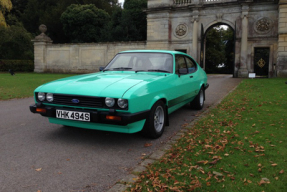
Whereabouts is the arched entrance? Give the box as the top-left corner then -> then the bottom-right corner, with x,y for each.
146,0 -> 287,77
200,23 -> 236,77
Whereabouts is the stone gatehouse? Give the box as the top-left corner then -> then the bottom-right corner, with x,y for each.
33,0 -> 287,77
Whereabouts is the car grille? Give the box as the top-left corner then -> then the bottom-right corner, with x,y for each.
51,94 -> 104,108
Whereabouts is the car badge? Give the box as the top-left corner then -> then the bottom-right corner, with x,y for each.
71,99 -> 80,104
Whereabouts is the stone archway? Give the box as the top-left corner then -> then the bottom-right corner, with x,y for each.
146,0 -> 287,78
201,22 -> 236,76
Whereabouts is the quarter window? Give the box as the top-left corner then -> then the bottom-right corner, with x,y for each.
185,56 -> 197,73
175,55 -> 187,74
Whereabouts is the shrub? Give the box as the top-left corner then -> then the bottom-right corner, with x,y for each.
60,4 -> 110,43
0,60 -> 34,72
0,25 -> 34,60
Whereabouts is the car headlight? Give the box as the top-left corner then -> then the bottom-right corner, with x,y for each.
105,97 -> 115,107
38,92 -> 45,101
46,93 -> 54,102
117,99 -> 128,109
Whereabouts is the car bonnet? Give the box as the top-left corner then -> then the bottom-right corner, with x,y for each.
35,72 -> 163,98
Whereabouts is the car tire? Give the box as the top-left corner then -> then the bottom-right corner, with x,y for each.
190,87 -> 204,110
141,100 -> 166,139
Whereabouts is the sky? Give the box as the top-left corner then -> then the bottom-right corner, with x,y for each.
118,0 -> 125,4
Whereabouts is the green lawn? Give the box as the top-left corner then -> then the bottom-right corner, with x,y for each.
0,73 -> 76,100
127,78 -> 287,192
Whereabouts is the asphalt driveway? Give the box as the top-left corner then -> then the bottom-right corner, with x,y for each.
0,75 -> 242,192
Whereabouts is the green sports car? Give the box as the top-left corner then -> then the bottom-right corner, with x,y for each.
30,50 -> 208,138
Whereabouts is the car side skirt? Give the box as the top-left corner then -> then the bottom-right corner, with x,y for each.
167,97 -> 195,114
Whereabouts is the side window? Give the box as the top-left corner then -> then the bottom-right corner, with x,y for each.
175,55 -> 187,74
185,56 -> 197,73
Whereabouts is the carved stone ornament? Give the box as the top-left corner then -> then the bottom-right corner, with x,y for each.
174,23 -> 188,39
216,13 -> 223,22
33,24 -> 53,42
254,17 -> 273,34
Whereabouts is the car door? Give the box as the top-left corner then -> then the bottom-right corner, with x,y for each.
185,55 -> 199,97
172,54 -> 194,104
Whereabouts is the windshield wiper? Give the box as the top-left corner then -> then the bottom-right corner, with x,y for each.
135,70 -> 148,73
147,69 -> 170,73
104,67 -> 132,72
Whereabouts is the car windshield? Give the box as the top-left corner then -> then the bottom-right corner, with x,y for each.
104,53 -> 173,73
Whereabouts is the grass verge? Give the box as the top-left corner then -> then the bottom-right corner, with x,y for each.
127,78 -> 287,192
0,73 -> 76,100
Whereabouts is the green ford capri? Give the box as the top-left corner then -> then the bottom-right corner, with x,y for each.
30,50 -> 209,138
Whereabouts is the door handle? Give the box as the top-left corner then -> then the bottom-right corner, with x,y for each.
190,76 -> 193,78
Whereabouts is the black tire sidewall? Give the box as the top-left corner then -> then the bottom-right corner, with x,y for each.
191,87 -> 204,110
142,100 -> 166,138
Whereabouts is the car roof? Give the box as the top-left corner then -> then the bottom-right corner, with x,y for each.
119,50 -> 186,55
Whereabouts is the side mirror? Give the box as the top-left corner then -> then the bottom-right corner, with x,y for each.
99,67 -> 105,71
179,68 -> 188,74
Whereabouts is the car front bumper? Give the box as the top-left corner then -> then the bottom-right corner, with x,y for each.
29,103 -> 149,126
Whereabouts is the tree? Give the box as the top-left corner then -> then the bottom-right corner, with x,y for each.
0,0 -> 13,27
0,25 -> 33,59
223,27 -> 235,74
109,0 -> 147,41
205,25 -> 234,74
19,0 -> 119,43
60,4 -> 110,43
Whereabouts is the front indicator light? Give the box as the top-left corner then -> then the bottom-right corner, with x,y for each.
36,108 -> 46,113
106,115 -> 121,121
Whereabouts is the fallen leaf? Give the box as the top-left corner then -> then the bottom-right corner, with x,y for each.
213,171 -> 223,177
209,159 -> 219,165
279,170 -> 284,174
197,160 -> 209,165
224,153 -> 229,156
144,143 -> 152,147
35,168 -> 42,172
212,156 -> 222,160
258,164 -> 262,167
271,163 -> 277,167
258,178 -> 270,186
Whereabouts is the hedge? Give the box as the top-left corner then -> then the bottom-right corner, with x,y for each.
0,60 -> 34,72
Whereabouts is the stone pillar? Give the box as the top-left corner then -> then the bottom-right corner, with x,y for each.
31,24 -> 53,73
277,0 -> 287,77
238,5 -> 249,78
191,14 -> 199,60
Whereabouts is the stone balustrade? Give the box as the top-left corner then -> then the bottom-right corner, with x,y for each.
173,0 -> 237,5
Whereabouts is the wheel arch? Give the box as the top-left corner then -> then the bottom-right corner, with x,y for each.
149,95 -> 169,126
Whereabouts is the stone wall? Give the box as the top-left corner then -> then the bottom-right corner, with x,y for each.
33,0 -> 287,77
146,0 -> 282,77
277,0 -> 287,77
33,41 -> 146,73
